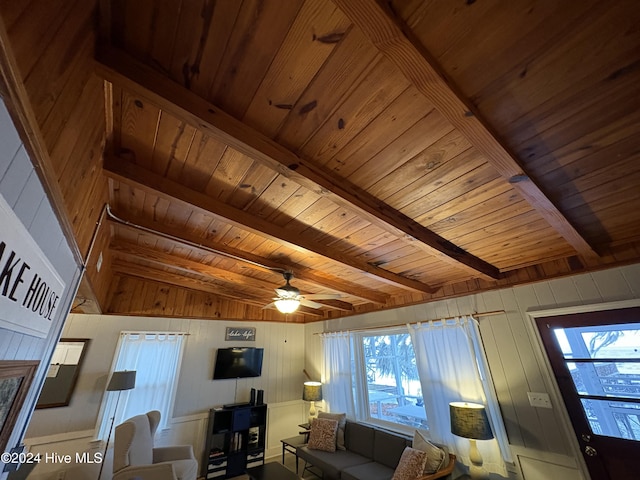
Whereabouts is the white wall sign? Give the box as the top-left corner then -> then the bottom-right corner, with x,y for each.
0,194 -> 66,337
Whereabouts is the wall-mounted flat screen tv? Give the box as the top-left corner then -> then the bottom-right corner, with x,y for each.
213,347 -> 264,379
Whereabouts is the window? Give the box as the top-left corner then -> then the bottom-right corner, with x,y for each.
352,330 -> 426,430
322,317 -> 511,474
96,332 -> 186,440
554,323 -> 640,440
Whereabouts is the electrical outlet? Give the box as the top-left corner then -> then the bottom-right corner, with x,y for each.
56,470 -> 66,480
527,391 -> 552,409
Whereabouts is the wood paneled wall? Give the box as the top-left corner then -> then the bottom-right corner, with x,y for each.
306,263 -> 640,479
26,313 -> 307,438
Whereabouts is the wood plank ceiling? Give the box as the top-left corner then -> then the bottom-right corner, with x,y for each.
28,0 -> 640,322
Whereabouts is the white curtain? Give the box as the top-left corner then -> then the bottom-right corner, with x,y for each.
409,316 -> 510,476
320,331 -> 356,418
96,332 -> 186,441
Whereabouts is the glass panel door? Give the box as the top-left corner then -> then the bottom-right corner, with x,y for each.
537,306 -> 640,480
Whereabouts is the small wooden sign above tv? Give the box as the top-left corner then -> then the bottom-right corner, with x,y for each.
225,327 -> 256,341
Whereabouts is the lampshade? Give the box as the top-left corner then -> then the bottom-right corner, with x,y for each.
302,381 -> 323,402
450,402 -> 493,440
275,298 -> 300,313
106,370 -> 136,391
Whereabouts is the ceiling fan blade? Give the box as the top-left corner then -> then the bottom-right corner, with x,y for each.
262,302 -> 277,310
302,294 -> 343,300
299,298 -> 325,309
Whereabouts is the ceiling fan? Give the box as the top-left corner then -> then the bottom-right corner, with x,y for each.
265,271 -> 342,313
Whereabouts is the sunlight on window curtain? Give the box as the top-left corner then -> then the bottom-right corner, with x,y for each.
320,331 -> 356,418
409,316 -> 510,476
96,332 -> 185,441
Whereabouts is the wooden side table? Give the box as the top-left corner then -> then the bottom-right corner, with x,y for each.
280,434 -> 308,473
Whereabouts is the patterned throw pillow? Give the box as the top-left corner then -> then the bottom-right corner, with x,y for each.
318,412 -> 347,450
392,447 -> 428,480
412,430 -> 446,474
308,418 -> 339,452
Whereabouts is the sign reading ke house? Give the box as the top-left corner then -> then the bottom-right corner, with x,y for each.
0,194 -> 66,338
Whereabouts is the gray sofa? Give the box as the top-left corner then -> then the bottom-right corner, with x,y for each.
296,421 -> 455,480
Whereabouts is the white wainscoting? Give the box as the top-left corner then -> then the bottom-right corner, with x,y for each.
512,446 -> 586,480
264,400 -> 309,459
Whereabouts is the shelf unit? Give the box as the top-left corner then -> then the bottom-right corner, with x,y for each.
202,403 -> 267,479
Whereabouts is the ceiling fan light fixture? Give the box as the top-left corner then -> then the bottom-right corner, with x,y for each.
275,298 -> 300,313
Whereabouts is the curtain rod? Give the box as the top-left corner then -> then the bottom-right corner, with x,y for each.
120,331 -> 191,336
317,310 -> 506,335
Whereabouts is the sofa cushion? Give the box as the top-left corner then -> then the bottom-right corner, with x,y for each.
342,461 -> 395,480
373,429 -> 410,469
308,418 -> 339,452
319,412 -> 347,450
345,422 -> 375,459
412,430 -> 446,474
297,446 -> 371,480
391,447 -> 427,480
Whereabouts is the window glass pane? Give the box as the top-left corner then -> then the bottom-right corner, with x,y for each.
567,361 -> 640,399
580,398 -> 640,441
556,323 -> 640,359
553,329 -> 572,356
579,325 -> 640,359
361,333 -> 426,428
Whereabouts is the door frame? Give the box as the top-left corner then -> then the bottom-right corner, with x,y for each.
525,298 -> 640,480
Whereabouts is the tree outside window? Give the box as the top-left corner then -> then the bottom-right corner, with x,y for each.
356,332 -> 426,429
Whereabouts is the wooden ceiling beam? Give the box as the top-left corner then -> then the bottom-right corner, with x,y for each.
314,299 -> 354,312
111,259 -> 326,318
111,259 -> 266,305
110,240 -> 279,298
112,240 -> 349,316
104,157 -> 437,293
107,208 -> 389,304
332,0 -> 599,261
94,45 -> 502,279
110,217 -> 388,304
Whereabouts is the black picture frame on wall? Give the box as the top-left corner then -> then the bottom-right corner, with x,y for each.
35,338 -> 90,409
0,360 -> 39,453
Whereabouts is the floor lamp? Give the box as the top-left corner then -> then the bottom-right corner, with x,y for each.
450,402 -> 494,480
97,370 -> 136,480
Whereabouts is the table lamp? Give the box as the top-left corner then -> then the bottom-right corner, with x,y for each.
302,381 -> 322,424
450,401 -> 494,480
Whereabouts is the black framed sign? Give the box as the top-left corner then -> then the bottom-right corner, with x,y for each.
225,327 -> 256,341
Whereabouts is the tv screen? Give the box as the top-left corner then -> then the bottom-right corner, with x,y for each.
213,347 -> 264,379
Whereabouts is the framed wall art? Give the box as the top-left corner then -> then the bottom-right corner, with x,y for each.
36,338 -> 90,409
0,360 -> 39,453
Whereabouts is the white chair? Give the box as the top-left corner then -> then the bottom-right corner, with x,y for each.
112,410 -> 198,480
